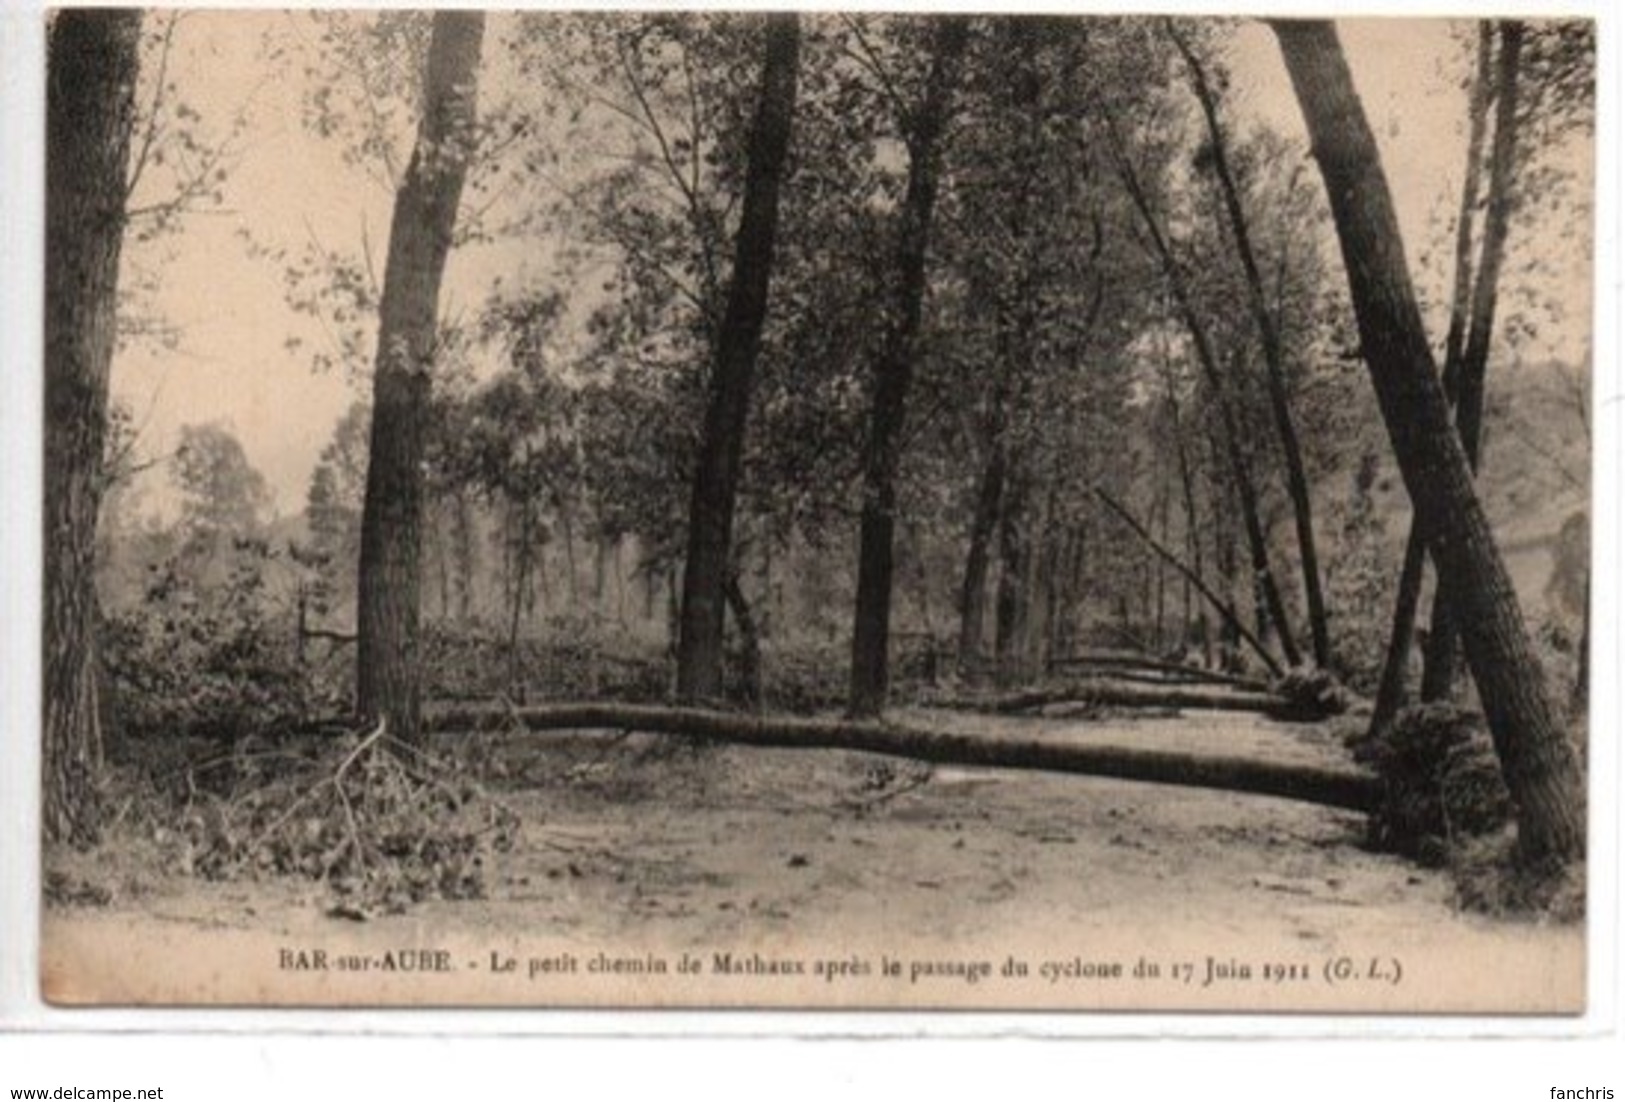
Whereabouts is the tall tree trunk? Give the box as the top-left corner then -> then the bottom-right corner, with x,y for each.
904,524 -> 936,642
1024,489 -> 1058,672
430,497 -> 451,623
1367,522 -> 1428,736
759,532 -> 777,640
1044,528 -> 1071,665
964,28 -> 1049,683
1172,24 -> 1330,669
676,14 -> 800,703
1103,109 -> 1301,668
1443,23 -> 1498,386
1153,470 -> 1169,652
724,569 -> 762,708
848,17 -> 970,718
1274,20 -> 1583,866
1571,571 -> 1589,718
665,562 -> 681,661
558,496 -> 580,608
1063,523 -> 1089,658
995,461 -> 1034,683
957,403 -> 1006,673
1042,500 -> 1068,670
1370,24 -> 1495,732
356,11 -> 485,745
452,489 -> 476,623
43,10 -> 142,846
1422,21 -> 1525,702
1161,354 -> 1209,661
1207,426 -> 1242,661
992,313 -> 1040,684
506,498 -> 534,698
594,535 -> 608,607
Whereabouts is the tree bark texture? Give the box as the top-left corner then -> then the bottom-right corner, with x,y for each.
44,9 -> 143,846
1274,20 -> 1583,865
849,18 -> 970,717
676,14 -> 801,703
356,11 -> 485,745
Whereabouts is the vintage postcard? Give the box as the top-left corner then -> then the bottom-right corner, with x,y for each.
35,7 -> 1596,1013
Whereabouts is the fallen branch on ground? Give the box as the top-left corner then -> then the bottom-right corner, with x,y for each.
167,720 -> 519,915
426,702 -> 1377,813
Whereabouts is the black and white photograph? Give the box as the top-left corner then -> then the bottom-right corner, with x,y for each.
32,6 -> 1597,1012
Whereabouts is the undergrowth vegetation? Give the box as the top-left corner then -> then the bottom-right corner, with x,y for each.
101,543 -> 339,746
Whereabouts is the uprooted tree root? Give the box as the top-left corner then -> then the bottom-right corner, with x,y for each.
1355,703 -> 1583,922
161,721 -> 521,917
1356,704 -> 1512,867
1269,667 -> 1352,722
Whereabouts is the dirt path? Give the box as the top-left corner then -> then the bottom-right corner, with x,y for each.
42,709 -> 1584,1012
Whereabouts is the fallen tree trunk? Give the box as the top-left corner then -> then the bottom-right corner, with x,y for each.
941,680 -> 1287,716
1042,667 -> 1237,691
1048,651 -> 1273,694
426,702 -> 1376,812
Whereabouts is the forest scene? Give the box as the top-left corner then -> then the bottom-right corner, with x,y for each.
40,9 -> 1595,1010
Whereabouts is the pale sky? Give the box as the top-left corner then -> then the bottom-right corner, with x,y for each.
108,13 -> 1595,519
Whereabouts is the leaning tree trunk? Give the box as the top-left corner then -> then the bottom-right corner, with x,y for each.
356,11 -> 485,745
1368,22 -> 1495,736
1103,107 -> 1302,669
1093,487 -> 1281,676
848,16 -> 970,718
43,9 -> 143,847
676,13 -> 800,704
1274,20 -> 1583,866
1422,20 -> 1524,703
1173,24 -> 1330,669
